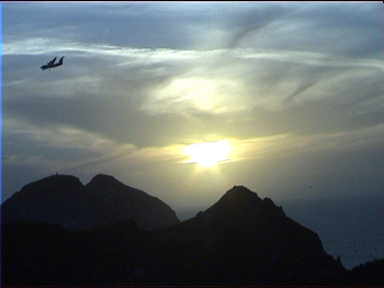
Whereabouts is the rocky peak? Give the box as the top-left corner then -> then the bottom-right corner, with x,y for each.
86,174 -> 124,188
206,185 -> 262,213
203,185 -> 286,221
223,185 -> 261,200
21,174 -> 83,192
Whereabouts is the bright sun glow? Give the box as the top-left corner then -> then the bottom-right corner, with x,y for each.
184,140 -> 231,167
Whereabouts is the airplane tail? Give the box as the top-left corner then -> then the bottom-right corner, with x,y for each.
58,56 -> 64,65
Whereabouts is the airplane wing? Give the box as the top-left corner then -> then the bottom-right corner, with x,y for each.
48,57 -> 57,65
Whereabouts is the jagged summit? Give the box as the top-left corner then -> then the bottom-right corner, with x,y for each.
86,174 -> 151,197
221,185 -> 261,201
230,184 -> 256,192
21,174 -> 83,192
206,185 -> 268,216
86,174 -> 126,189
90,173 -> 116,180
166,186 -> 285,228
85,174 -> 154,201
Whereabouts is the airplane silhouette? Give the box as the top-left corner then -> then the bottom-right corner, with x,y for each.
40,56 -> 64,70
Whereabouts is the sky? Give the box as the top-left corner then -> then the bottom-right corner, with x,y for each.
4,2 -> 384,214
4,1 -> 384,268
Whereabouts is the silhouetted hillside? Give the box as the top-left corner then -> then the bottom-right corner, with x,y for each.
2,220 -> 150,284
2,174 -> 180,230
1,179 -> 352,284
349,258 -> 384,284
151,185 -> 346,283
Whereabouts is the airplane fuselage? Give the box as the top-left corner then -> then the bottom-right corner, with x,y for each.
40,63 -> 63,70
40,56 -> 64,70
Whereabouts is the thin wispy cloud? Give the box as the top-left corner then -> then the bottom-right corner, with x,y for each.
7,36 -> 384,72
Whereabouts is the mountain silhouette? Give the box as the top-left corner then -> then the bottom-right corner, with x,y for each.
2,174 -> 179,230
85,174 -> 180,230
151,185 -> 345,283
1,176 -> 358,284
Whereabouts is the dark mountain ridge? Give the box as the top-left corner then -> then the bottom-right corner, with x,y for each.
149,185 -> 344,283
2,174 -> 180,230
3,174 -> 379,284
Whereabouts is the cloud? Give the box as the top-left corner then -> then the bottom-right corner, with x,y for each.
4,2 -> 384,209
5,37 -> 384,149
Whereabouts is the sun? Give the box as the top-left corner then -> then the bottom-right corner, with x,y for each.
184,140 -> 231,167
